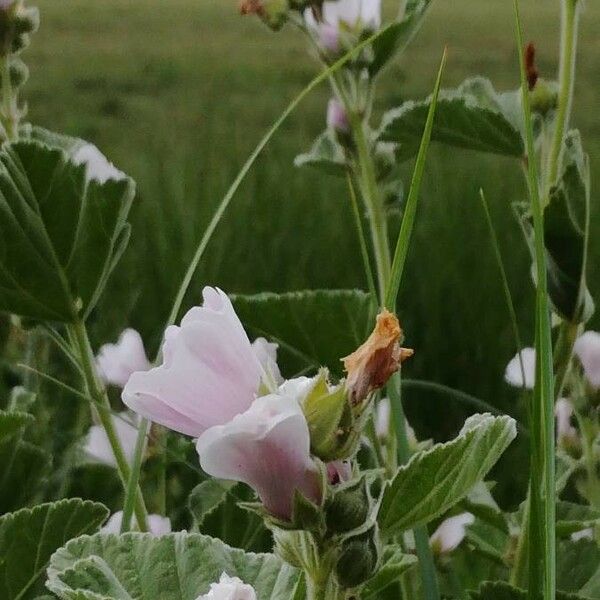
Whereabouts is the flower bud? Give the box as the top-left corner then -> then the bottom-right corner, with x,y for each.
325,475 -> 371,534
342,309 -> 413,406
326,98 -> 349,133
240,0 -> 288,30
302,370 -> 357,461
529,78 -> 559,116
335,522 -> 381,588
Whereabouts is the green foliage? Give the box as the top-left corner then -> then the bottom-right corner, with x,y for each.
294,130 -> 348,176
361,547 -> 417,599
469,581 -> 594,600
0,499 -> 109,599
47,532 -> 300,600
557,539 -> 600,597
378,78 -> 524,157
0,407 -> 50,514
544,131 -> 594,323
378,414 -> 517,537
188,479 -> 236,527
369,0 -> 434,76
556,502 -> 600,537
0,127 -> 134,322
231,290 -> 372,377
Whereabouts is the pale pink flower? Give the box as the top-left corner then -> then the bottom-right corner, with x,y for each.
504,348 -> 536,389
327,460 -> 352,485
197,573 -> 256,600
123,288 -> 278,437
304,0 -> 381,51
555,398 -> 578,445
100,511 -> 171,536
375,397 -> 416,444
430,512 -> 475,554
96,329 -> 152,388
571,528 -> 594,542
574,331 -> 600,389
196,391 -> 322,521
84,412 -> 141,468
327,98 -> 350,133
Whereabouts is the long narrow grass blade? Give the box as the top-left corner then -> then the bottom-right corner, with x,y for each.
512,2 -> 556,599
479,189 -> 526,386
385,48 -> 448,600
385,47 -> 447,309
165,21 -> 400,329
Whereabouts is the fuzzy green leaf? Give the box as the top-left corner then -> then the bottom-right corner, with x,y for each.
188,479 -> 237,528
231,290 -> 373,376
294,130 -> 348,176
378,414 -> 516,537
0,499 -> 109,599
378,78 -> 524,157
361,547 -> 417,599
469,581 -> 593,600
0,127 -> 135,322
47,532 -> 299,600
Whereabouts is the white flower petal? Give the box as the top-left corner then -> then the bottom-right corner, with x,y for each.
504,348 -> 536,389
100,511 -> 171,536
197,573 -> 257,600
84,412 -> 141,468
96,329 -> 152,388
252,337 -> 283,391
574,331 -> 600,389
196,392 -> 321,521
430,512 -> 475,554
571,528 -> 594,542
123,287 -> 262,437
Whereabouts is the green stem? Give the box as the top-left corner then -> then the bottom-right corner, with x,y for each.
68,318 -> 149,532
553,321 -> 579,398
120,417 -> 150,533
513,3 -> 556,598
0,54 -> 18,142
546,0 -> 580,191
576,413 -> 600,509
510,486 -> 531,587
350,113 -> 391,304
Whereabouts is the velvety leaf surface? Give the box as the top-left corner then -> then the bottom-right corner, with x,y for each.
361,547 -> 417,599
47,532 -> 300,600
378,78 -> 524,157
231,290 -> 373,377
469,581 -> 593,600
0,127 -> 134,322
294,130 -> 348,176
0,499 -> 109,599
378,414 -> 516,537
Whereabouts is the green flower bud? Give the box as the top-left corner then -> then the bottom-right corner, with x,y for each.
335,523 -> 381,589
302,370 -> 357,461
529,78 -> 559,116
325,475 -> 371,534
240,0 -> 288,31
9,56 -> 28,88
292,488 -> 325,534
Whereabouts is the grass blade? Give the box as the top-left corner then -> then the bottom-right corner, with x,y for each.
512,2 -> 555,599
385,46 -> 447,309
165,21 -> 402,328
385,49 -> 447,600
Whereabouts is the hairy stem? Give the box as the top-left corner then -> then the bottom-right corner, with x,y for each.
546,0 -> 580,191
69,318 -> 149,531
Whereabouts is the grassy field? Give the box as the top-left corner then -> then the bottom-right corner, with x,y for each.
23,0 -> 600,496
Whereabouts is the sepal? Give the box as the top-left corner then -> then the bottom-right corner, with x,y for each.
334,522 -> 382,588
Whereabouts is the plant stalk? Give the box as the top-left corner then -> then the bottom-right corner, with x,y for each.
69,318 -> 149,532
546,0 -> 580,190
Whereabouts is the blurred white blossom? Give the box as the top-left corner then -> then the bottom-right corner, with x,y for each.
574,331 -> 600,389
197,573 -> 257,600
84,412 -> 141,468
96,328 -> 152,388
504,348 -> 536,389
430,512 -> 475,554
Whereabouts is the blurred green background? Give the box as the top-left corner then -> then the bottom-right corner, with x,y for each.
23,0 -> 600,493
